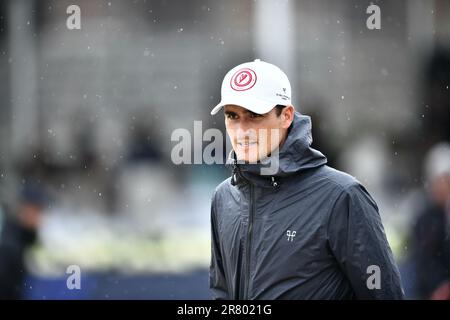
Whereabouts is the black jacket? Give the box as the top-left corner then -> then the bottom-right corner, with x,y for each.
210,112 -> 404,299
0,206 -> 36,299
412,201 -> 450,298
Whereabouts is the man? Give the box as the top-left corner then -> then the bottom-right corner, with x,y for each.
209,59 -> 404,299
0,181 -> 47,299
412,142 -> 450,299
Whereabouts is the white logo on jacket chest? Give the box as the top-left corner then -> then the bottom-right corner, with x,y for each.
286,230 -> 296,242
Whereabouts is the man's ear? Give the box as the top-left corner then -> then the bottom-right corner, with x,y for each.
282,105 -> 295,128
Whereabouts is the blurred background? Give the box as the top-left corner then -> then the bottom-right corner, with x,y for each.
0,0 -> 449,299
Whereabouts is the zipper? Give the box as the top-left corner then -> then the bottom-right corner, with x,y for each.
244,182 -> 255,300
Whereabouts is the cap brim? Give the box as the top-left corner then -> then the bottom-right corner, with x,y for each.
210,97 -> 277,115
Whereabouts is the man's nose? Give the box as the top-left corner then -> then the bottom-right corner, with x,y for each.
235,118 -> 253,133
235,127 -> 257,141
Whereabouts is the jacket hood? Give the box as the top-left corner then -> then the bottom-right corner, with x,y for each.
226,111 -> 327,188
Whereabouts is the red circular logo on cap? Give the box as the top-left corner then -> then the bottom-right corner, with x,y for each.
230,68 -> 257,91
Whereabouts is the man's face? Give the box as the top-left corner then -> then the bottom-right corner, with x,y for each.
430,175 -> 450,208
224,104 -> 293,163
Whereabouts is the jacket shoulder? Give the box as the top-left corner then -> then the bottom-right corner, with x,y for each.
211,177 -> 232,202
319,165 -> 379,213
318,165 -> 364,193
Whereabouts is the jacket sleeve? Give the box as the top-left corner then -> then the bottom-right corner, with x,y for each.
327,182 -> 405,299
209,193 -> 229,300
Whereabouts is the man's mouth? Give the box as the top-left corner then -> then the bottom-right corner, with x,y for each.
237,141 -> 257,147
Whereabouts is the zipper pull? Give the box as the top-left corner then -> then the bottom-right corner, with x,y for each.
271,176 -> 279,188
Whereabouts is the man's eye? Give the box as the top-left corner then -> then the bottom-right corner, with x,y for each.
226,113 -> 237,119
250,113 -> 262,118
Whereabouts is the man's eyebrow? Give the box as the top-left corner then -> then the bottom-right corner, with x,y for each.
248,110 -> 262,116
224,109 -> 263,117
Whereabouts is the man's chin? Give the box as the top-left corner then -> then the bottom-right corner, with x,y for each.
235,153 -> 261,164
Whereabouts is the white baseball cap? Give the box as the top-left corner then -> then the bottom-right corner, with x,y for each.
424,142 -> 450,182
210,59 -> 292,115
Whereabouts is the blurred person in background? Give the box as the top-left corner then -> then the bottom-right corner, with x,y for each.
0,181 -> 49,299
412,142 -> 450,300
